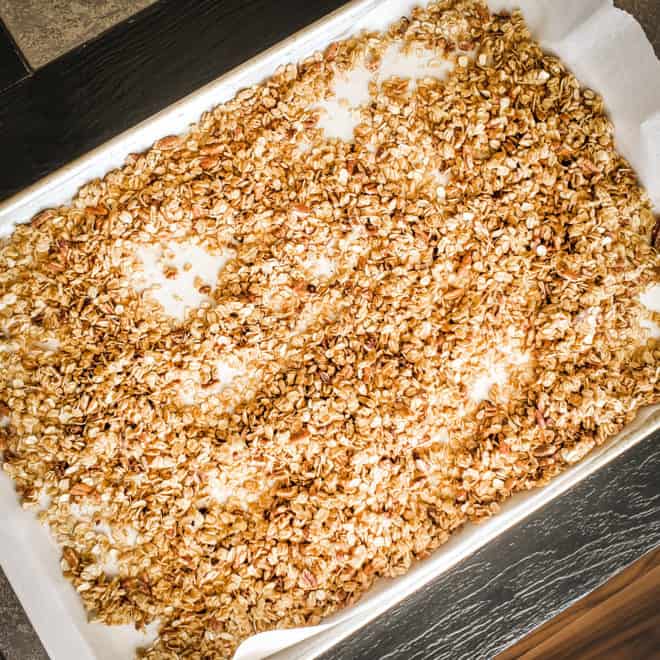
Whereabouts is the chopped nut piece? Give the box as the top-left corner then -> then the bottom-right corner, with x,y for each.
163,265 -> 178,279
62,547 -> 79,570
69,483 -> 94,497
154,135 -> 181,150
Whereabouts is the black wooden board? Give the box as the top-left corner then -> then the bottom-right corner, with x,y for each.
0,0 -> 349,202
0,20 -> 28,91
321,430 -> 660,660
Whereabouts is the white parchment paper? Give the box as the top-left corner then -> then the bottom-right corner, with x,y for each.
0,1 -> 658,659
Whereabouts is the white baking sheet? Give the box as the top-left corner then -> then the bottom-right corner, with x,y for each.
1,1 -> 659,659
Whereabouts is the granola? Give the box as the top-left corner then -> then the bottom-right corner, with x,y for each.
0,1 -> 658,658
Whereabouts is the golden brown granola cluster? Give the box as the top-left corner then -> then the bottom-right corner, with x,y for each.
1,1 -> 658,657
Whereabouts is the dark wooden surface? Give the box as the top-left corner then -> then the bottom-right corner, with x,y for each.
0,19 -> 28,91
498,547 -> 660,660
0,1 -> 658,660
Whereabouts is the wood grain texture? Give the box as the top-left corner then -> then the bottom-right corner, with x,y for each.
320,431 -> 660,660
498,547 -> 660,660
0,0 -> 349,201
0,18 -> 28,90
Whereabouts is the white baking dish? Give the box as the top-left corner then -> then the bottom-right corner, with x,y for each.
1,1 -> 659,659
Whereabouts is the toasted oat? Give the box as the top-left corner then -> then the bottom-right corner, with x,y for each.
1,1 -> 658,658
